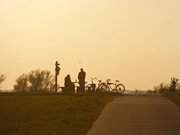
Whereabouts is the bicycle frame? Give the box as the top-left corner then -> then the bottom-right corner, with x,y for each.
97,79 -> 126,94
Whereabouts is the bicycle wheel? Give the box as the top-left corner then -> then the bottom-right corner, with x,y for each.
85,84 -> 92,92
114,84 -> 126,94
97,83 -> 108,93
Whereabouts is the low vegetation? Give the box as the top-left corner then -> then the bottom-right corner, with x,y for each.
0,74 -> 5,86
0,94 -> 113,135
164,91 -> 180,106
154,77 -> 180,106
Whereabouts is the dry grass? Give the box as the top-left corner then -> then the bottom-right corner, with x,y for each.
0,94 -> 113,135
164,91 -> 180,107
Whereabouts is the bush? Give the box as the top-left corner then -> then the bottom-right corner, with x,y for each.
0,74 -> 6,86
14,70 -> 55,93
14,74 -> 28,92
169,77 -> 179,92
154,77 -> 180,93
154,83 -> 169,93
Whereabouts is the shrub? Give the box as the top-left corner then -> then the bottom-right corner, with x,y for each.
14,74 -> 29,92
169,77 -> 179,92
0,74 -> 5,85
154,77 -> 180,93
14,70 -> 55,93
154,83 -> 169,93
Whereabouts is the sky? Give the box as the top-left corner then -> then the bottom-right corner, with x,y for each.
0,0 -> 180,90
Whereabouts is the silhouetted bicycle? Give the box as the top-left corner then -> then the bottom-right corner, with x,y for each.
73,80 -> 94,94
97,79 -> 126,94
85,77 -> 97,92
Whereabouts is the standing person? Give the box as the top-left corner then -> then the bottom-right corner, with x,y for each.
78,68 -> 86,93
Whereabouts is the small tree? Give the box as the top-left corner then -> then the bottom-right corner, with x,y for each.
14,74 -> 29,92
28,70 -> 54,92
0,74 -> 6,86
169,77 -> 179,92
154,83 -> 169,93
14,70 -> 55,93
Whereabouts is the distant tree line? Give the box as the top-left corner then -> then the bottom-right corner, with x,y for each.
14,69 -> 55,93
1,70 -> 180,94
154,77 -> 180,93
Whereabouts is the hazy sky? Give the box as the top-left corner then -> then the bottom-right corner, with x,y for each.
0,0 -> 180,90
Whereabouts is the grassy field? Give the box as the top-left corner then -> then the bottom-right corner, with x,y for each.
164,91 -> 180,106
0,94 -> 113,135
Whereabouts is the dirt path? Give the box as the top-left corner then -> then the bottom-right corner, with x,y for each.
87,96 -> 180,135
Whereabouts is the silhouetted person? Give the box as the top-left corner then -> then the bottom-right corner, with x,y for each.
64,74 -> 74,94
78,68 -> 86,93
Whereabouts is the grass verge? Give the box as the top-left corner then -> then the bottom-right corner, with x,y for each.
164,91 -> 180,106
0,94 -> 113,135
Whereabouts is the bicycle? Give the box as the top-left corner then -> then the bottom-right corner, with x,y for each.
85,77 -> 97,92
97,79 -> 126,94
73,80 -> 92,94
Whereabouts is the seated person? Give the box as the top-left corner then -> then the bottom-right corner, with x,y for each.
64,74 -> 75,93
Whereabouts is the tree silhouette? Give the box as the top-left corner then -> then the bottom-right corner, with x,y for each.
154,83 -> 169,93
0,74 -> 5,86
14,74 -> 28,92
14,70 -> 54,93
29,70 -> 54,92
170,77 -> 179,92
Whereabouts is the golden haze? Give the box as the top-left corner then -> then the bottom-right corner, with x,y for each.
0,0 -> 180,90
